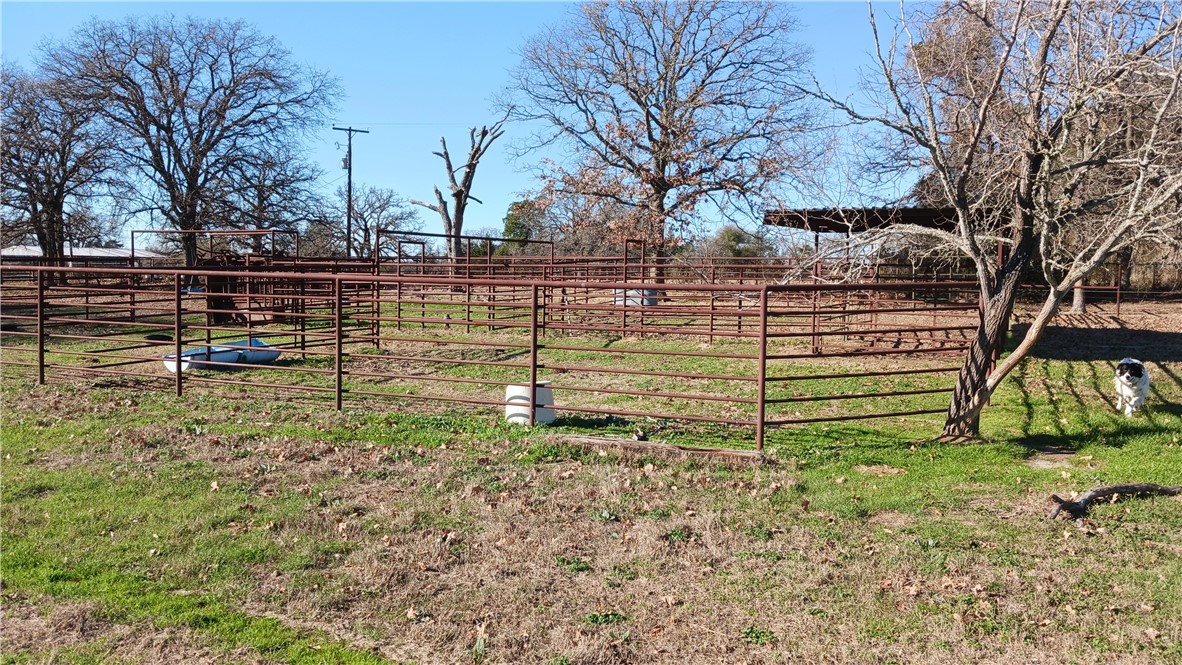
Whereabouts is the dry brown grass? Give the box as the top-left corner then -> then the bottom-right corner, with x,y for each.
3,302 -> 1181,664
1,599 -> 269,664
8,399 -> 1180,664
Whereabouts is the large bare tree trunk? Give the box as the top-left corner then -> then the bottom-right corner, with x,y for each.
646,189 -> 669,282
1071,283 -> 1087,313
179,234 -> 199,267
33,203 -> 68,285
1116,247 -> 1133,292
448,227 -> 463,265
943,188 -> 1039,438
942,267 -> 1026,438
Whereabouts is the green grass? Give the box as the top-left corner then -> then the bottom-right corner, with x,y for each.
1,418 -> 388,663
583,611 -> 627,626
0,377 -> 538,664
554,555 -> 593,573
740,625 -> 776,646
2,340 -> 1180,663
10,318 -> 967,450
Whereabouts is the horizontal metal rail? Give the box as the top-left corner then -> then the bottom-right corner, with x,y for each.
0,264 -> 981,450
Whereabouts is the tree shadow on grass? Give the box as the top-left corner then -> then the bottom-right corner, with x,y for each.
552,414 -> 634,431
1012,404 -> 1181,455
765,423 -> 928,454
1006,320 -> 1180,443
1010,322 -> 1182,364
1008,357 -> 1180,455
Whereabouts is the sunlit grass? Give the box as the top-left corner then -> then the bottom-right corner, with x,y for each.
2,335 -> 1180,663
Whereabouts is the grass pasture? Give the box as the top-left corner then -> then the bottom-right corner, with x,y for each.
1,304 -> 1181,664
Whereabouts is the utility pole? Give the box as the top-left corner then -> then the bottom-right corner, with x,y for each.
333,126 -> 369,258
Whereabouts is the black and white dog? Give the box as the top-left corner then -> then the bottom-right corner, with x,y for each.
1114,358 -> 1150,417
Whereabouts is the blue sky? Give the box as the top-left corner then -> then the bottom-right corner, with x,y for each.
1,1 -> 885,240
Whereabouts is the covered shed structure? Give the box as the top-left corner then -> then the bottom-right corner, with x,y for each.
0,245 -> 168,268
762,207 -> 960,249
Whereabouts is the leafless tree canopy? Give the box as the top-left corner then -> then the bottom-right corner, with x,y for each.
44,15 -> 339,265
328,185 -> 421,259
1,65 -> 115,261
216,148 -> 325,254
822,0 -> 1182,436
504,0 -> 822,251
500,185 -> 648,257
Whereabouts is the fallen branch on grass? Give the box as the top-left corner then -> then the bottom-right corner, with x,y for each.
1048,484 -> 1182,520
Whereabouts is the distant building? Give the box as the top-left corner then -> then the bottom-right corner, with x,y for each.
0,245 -> 169,267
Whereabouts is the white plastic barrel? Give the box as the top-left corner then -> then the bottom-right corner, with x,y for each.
505,381 -> 555,425
612,288 -> 659,307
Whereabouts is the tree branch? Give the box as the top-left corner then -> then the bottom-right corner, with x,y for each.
1049,484 -> 1182,520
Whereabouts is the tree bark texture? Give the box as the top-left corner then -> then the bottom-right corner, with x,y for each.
1071,283 -> 1087,313
942,271 -> 1025,438
942,195 -> 1038,438
411,122 -> 503,270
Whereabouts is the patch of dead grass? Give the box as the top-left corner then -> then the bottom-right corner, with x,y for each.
5,362 -> 1181,665
2,597 -> 267,664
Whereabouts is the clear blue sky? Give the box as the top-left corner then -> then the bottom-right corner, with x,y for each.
1,1 -> 885,240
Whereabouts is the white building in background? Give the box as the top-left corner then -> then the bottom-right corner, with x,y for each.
0,245 -> 169,267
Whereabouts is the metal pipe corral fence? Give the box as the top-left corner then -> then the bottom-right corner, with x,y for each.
0,264 -> 979,450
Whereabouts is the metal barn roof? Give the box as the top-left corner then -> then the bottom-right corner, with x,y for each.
1,245 -> 168,259
762,207 -> 961,234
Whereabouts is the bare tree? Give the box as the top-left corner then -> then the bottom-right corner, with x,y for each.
217,149 -> 325,254
501,185 -> 644,256
410,120 -> 504,261
820,1 -> 1182,437
341,185 -> 422,259
694,225 -> 778,260
1,65 -> 114,265
304,185 -> 420,258
44,15 -> 338,266
503,0 -> 821,254
62,207 -> 124,249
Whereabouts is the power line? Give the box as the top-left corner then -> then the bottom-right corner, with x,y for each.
329,121 -> 470,127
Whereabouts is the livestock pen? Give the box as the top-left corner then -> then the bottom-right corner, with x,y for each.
0,263 -> 979,449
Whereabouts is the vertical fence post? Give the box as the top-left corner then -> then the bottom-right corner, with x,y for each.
245,273 -> 254,343
371,273 -> 380,349
709,264 -> 717,342
174,274 -> 183,397
756,286 -> 769,452
811,262 -> 821,354
334,277 -> 344,410
709,295 -> 716,344
394,251 -> 404,330
621,289 -> 628,335
129,271 -> 138,323
1116,262 -> 1123,318
529,284 -> 540,426
540,279 -> 549,339
35,270 -> 45,385
204,276 -> 212,349
931,283 -> 938,329
490,284 -> 497,330
299,279 -> 307,354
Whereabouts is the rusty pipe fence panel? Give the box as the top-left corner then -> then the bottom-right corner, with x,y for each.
760,282 -> 977,429
0,265 -> 978,449
346,253 -> 969,287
